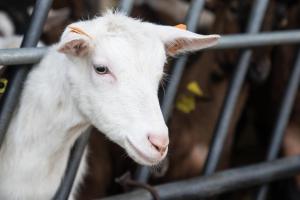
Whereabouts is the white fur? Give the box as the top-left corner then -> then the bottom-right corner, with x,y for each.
0,12 -> 219,199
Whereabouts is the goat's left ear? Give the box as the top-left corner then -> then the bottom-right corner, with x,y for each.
147,23 -> 220,57
58,26 -> 94,57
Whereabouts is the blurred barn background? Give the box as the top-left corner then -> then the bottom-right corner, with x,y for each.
1,0 -> 300,199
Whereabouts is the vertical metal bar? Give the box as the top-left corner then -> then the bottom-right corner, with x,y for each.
203,0 -> 269,176
161,0 -> 205,120
135,0 -> 206,182
118,0 -> 135,15
256,50 -> 300,200
53,128 -> 92,200
0,0 -> 53,147
54,1 -> 135,199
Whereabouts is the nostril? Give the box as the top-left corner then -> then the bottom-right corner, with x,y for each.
152,142 -> 160,151
148,134 -> 169,155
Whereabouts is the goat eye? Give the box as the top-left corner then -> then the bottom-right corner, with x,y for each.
94,65 -> 109,75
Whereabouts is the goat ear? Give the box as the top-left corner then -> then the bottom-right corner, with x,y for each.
58,39 -> 90,57
58,26 -> 93,57
148,23 -> 220,57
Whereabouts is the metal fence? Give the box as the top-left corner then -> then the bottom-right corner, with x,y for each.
0,0 -> 300,199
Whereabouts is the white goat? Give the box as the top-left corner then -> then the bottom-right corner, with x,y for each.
0,12 -> 219,199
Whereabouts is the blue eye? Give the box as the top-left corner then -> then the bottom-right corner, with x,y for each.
94,65 -> 109,74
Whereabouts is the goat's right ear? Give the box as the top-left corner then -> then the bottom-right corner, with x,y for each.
58,26 -> 93,57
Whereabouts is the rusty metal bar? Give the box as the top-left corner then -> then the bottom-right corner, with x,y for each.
101,156 -> 300,200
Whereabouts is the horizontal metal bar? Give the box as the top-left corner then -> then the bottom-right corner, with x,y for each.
101,156 -> 300,200
0,47 -> 47,66
212,30 -> 300,50
1,31 -> 300,66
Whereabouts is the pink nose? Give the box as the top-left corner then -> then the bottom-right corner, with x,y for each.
148,134 -> 169,155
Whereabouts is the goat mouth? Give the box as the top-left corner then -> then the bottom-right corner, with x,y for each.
126,138 -> 157,165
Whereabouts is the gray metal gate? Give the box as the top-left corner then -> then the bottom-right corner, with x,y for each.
0,0 -> 300,199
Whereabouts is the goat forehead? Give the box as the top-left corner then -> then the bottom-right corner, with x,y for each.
94,34 -> 166,73
84,12 -> 151,38
74,13 -> 166,75
100,11 -> 146,34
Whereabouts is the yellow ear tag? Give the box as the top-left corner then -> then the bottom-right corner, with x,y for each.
68,26 -> 94,39
176,94 -> 196,114
175,24 -> 187,30
187,81 -> 204,97
0,79 -> 8,94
